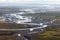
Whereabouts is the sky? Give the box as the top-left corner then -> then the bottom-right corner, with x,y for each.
0,0 -> 60,4
0,0 -> 60,6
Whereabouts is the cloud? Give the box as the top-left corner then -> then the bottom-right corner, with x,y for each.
0,0 -> 33,2
0,0 -> 60,4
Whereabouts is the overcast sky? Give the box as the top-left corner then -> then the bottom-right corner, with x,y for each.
0,0 -> 60,6
0,0 -> 60,4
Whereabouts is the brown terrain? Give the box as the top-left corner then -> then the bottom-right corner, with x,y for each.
0,19 -> 60,40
